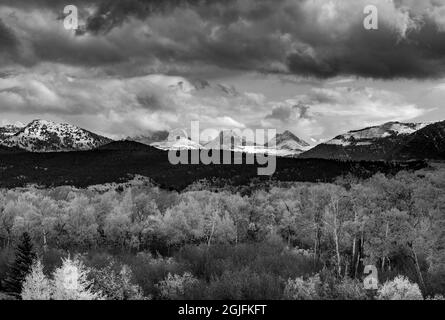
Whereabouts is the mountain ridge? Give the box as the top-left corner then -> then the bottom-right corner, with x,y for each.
0,119 -> 113,152
299,121 -> 435,161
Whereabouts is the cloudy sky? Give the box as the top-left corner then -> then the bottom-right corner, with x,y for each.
1,0 -> 445,143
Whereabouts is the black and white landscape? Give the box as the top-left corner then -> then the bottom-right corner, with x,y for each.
0,0 -> 445,302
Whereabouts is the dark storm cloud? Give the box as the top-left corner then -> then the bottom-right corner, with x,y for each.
81,0 -> 235,34
0,18 -> 17,62
3,0 -> 445,79
1,0 -> 233,33
287,19 -> 445,79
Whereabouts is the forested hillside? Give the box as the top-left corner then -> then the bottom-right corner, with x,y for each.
1,166 -> 444,300
0,145 -> 426,190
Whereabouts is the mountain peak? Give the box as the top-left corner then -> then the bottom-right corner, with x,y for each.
266,130 -> 310,152
0,119 -> 113,152
205,130 -> 254,149
276,131 -> 310,147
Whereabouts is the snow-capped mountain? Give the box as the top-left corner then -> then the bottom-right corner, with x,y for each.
201,130 -> 309,157
0,120 -> 113,152
300,121 -> 430,160
204,130 -> 256,150
150,128 -> 203,150
150,129 -> 264,154
325,122 -> 428,147
265,131 -> 311,157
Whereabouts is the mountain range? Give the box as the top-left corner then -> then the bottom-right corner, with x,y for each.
150,129 -> 204,150
204,130 -> 256,150
1,119 -> 445,161
127,128 -> 310,157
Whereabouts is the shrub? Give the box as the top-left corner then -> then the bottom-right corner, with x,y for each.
175,243 -> 315,282
425,270 -> 445,297
0,292 -> 15,300
426,294 -> 445,300
377,276 -> 423,300
205,268 -> 283,300
334,277 -> 368,300
89,262 -> 145,300
156,272 -> 199,300
122,252 -> 187,297
283,274 -> 323,300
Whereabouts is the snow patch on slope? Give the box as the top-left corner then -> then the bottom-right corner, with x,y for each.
326,122 -> 429,147
151,138 -> 203,150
